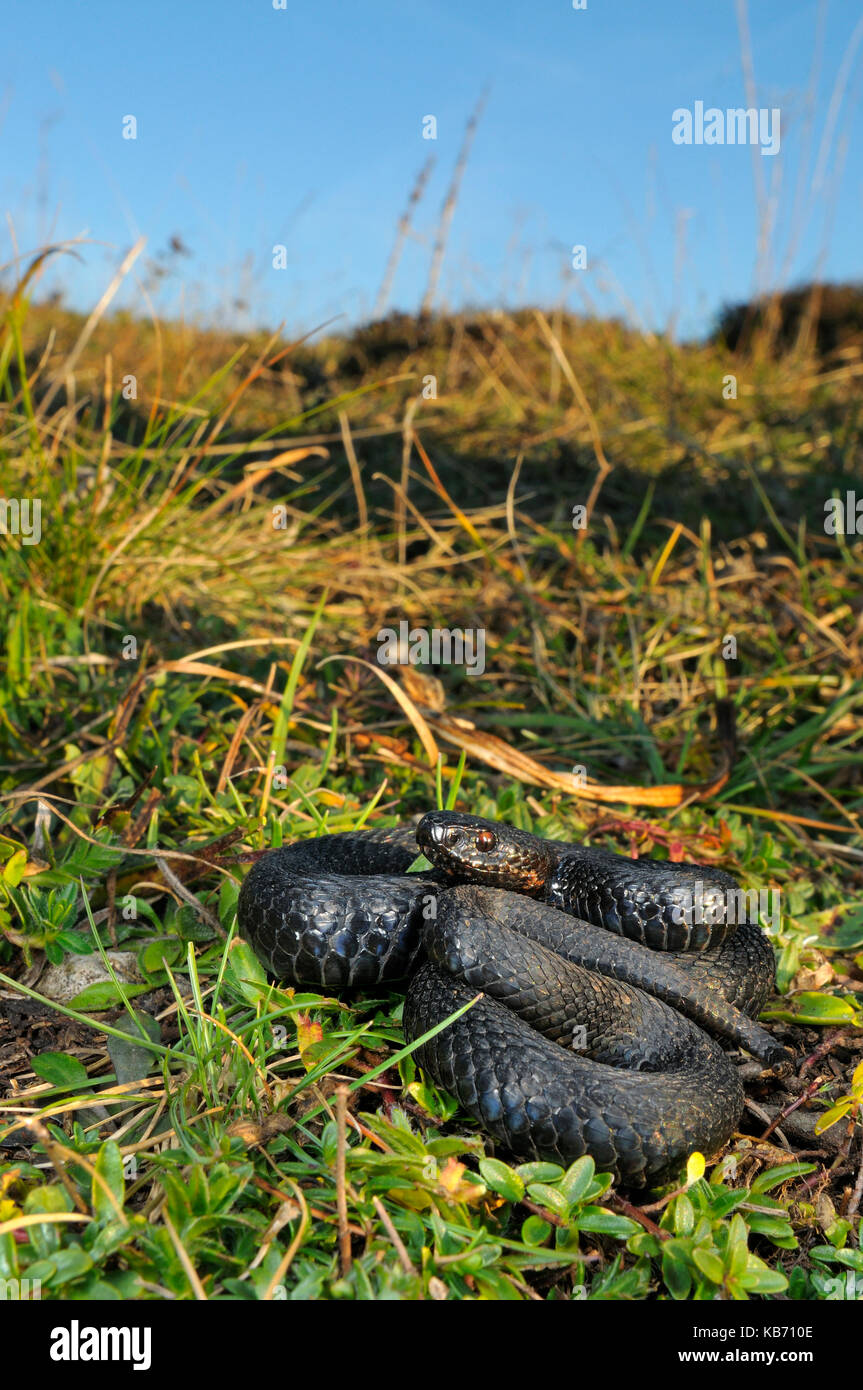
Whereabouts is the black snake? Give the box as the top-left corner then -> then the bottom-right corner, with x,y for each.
237,811 -> 784,1185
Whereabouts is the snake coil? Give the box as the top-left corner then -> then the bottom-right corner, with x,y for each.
238,811 -> 783,1185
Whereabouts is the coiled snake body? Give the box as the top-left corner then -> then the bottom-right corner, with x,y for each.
238,812 -> 783,1185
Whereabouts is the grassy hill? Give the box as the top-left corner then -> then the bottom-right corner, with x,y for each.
0,278 -> 861,1301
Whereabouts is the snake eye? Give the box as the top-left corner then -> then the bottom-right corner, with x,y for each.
475,830 -> 496,852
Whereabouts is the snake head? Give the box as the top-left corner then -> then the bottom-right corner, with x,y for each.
416,812 -> 554,893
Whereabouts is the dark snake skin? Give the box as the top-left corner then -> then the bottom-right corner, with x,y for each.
238,811 -> 784,1185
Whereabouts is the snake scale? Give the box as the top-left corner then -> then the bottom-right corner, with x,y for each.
237,811 -> 784,1185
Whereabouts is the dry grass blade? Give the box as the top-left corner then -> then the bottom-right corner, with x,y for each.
424,708 -> 735,807
163,1211 -> 208,1300
201,446 -> 329,517
0,1213 -> 92,1237
375,154 -> 436,319
533,308 -> 613,545
422,87 -> 489,314
36,237 -> 146,418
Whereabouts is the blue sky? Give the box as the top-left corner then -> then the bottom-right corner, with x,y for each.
2,1 -> 861,338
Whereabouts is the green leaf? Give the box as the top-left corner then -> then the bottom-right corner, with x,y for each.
627,1232 -> 661,1258
584,1171 -> 614,1200
218,878 -> 240,927
673,1194 -> 695,1235
0,1231 -> 19,1279
745,1214 -> 795,1243
817,904 -> 863,951
46,1245 -> 94,1286
559,1156 -> 595,1206
478,1158 -> 525,1203
521,1215 -> 551,1246
92,1141 -> 125,1223
30,1052 -> 90,1090
739,1265 -> 789,1294
407,854 -> 433,874
526,1183 -> 569,1217
2,849 -> 29,887
61,836 -> 125,876
809,1246 -> 863,1271
576,1206 -> 639,1237
175,905 -> 216,943
23,1185 -> 72,1259
162,774 -> 200,809
514,1161 -> 563,1184
727,1215 -> 750,1279
87,1217 -> 143,1263
761,991 -> 861,1026
106,1010 -> 160,1084
454,1243 -> 503,1275
224,939 -> 271,1004
692,1248 -> 725,1283
474,1269 -> 522,1300
825,1218 -> 852,1250
53,929 -> 95,955
406,1079 -> 458,1119
750,1162 -> 817,1193
815,1101 -> 852,1134
137,938 -> 183,975
69,980 -> 152,1011
662,1251 -> 692,1300
320,1121 -> 339,1168
708,1189 -> 748,1218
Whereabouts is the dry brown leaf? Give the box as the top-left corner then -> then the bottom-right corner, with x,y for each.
418,707 -> 735,809
400,666 -> 446,713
